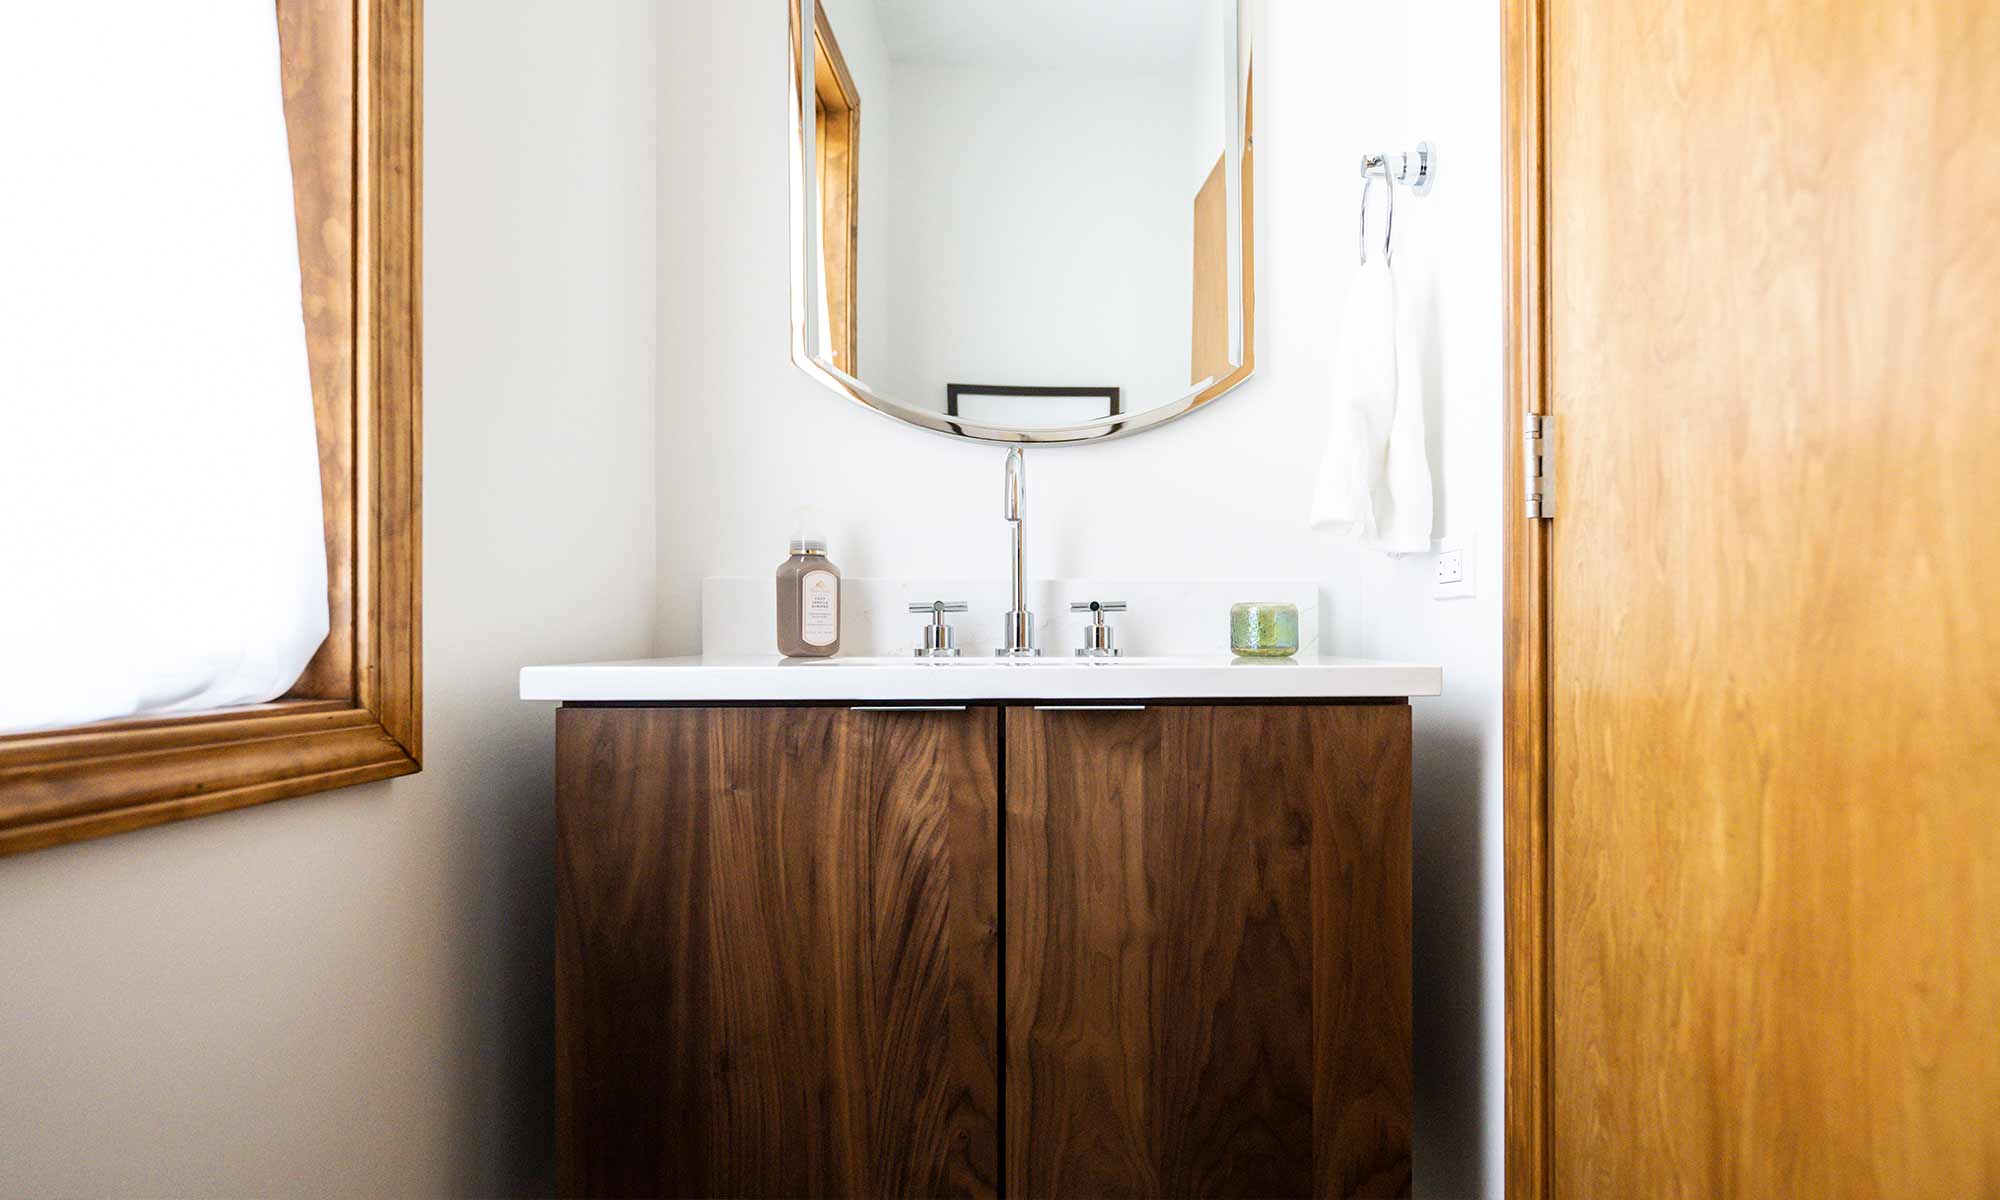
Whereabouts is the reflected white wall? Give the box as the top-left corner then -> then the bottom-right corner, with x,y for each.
880,61 -> 1192,413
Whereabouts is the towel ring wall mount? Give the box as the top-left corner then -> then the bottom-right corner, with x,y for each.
1360,142 -> 1436,194
1359,140 -> 1436,265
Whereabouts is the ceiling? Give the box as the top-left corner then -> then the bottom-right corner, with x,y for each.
871,0 -> 1212,71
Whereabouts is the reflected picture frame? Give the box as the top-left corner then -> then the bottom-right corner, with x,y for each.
945,384 -> 1124,424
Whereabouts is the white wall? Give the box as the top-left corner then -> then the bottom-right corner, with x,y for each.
660,1 -> 1502,1195
1315,4 -> 1507,1195
878,61 -> 1192,413
0,2 -> 658,1195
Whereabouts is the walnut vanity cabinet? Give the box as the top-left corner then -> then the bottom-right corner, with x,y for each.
1006,704 -> 1413,1199
555,702 -> 1411,1200
554,705 -> 1001,1199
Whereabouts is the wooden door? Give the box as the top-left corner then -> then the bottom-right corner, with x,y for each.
555,706 -> 1000,1199
1523,0 -> 2000,1194
1005,704 -> 1412,1199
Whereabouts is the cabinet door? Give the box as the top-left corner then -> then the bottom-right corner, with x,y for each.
1005,704 -> 1412,1199
556,706 -> 1000,1199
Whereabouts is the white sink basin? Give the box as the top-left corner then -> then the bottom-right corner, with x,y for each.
520,655 -> 1442,703
778,654 -> 1213,665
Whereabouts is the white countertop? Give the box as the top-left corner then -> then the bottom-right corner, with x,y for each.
519,655 -> 1442,704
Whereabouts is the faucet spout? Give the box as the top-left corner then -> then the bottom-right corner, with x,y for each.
1004,448 -> 1026,615
998,448 -> 1037,655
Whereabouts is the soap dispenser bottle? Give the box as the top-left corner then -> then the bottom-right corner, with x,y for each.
776,533 -> 841,657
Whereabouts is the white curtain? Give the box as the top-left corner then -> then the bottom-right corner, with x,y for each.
0,6 -> 329,735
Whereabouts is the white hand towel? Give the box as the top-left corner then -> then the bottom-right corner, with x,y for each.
1309,259 -> 1433,553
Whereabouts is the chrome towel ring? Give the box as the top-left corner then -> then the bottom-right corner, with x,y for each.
1358,141 -> 1437,266
1359,159 -> 1396,265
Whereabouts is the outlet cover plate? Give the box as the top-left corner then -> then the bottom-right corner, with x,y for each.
1434,539 -> 1476,600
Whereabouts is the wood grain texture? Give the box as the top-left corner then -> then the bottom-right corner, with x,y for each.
1005,704 -> 1411,1199
1240,73 -> 1254,383
812,3 -> 859,373
555,706 -> 1000,1200
278,0 -> 357,702
1181,64 -> 1256,421
0,704 -> 413,856
1500,0 -> 1551,1194
1542,0 -> 2000,1195
358,0 -> 423,756
1191,154 -> 1230,385
0,0 -> 422,855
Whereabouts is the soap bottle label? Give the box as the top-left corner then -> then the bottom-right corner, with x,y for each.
801,570 -> 839,647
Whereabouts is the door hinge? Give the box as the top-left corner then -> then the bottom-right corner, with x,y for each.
1524,413 -> 1554,519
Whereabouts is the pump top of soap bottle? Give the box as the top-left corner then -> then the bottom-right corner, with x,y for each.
789,507 -> 828,557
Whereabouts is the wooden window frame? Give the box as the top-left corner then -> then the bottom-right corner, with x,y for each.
0,0 -> 423,857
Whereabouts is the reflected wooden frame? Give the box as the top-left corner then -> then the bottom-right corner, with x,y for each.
810,2 -> 859,375
0,0 -> 423,856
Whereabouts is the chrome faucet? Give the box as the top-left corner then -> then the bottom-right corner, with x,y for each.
998,448 -> 1038,655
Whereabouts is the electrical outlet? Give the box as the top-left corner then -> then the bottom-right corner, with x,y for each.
1434,539 -> 1476,600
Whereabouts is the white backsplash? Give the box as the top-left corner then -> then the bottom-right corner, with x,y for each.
703,578 -> 1319,658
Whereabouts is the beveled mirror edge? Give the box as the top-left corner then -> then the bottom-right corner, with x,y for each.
787,0 -> 1257,447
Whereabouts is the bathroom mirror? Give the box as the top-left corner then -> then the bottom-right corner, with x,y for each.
789,0 -> 1255,444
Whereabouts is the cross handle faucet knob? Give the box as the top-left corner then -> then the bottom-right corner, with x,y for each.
910,601 -> 967,657
1071,601 -> 1126,657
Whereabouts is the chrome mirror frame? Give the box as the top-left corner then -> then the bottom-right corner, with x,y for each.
788,0 -> 1255,446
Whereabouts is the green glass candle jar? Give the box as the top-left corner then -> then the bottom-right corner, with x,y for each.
1230,602 -> 1300,658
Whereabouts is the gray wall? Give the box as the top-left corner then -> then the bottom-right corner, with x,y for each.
0,2 -> 657,1194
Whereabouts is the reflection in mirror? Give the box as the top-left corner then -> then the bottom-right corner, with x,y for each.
809,6 -> 859,374
791,0 -> 1254,443
947,385 -> 1121,425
